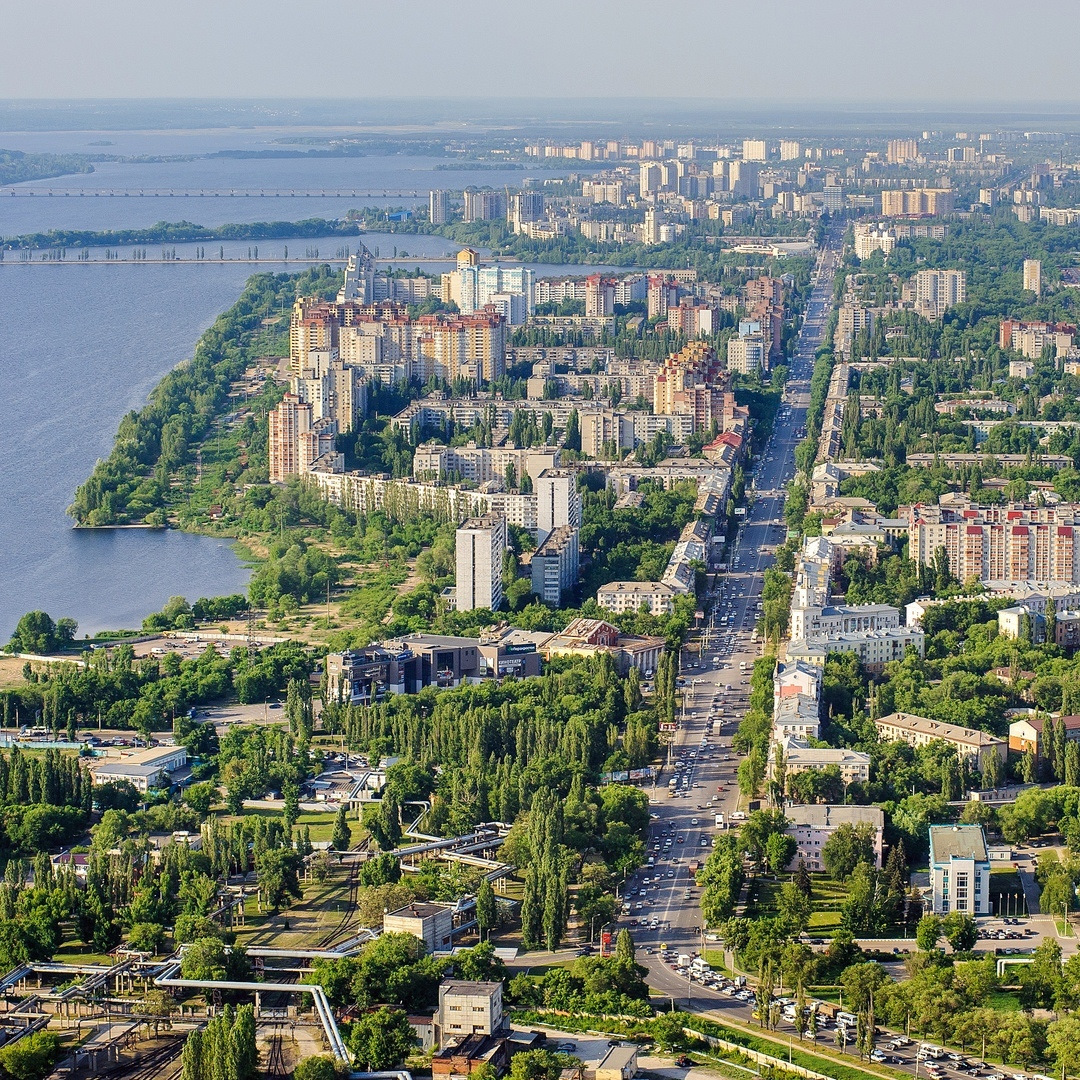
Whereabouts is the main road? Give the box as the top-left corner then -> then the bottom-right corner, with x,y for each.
622,221 -> 844,984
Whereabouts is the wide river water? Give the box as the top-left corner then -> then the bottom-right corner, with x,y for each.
0,125 -> 618,639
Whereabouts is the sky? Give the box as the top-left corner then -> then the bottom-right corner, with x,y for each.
2,0 -> 1078,107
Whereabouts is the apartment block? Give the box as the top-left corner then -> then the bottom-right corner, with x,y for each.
779,741 -> 871,785
908,499 -> 1080,585
463,188 -> 505,222
880,188 -> 954,216
886,138 -> 919,164
529,525 -> 579,605
785,626 -> 925,672
269,393 -> 341,483
1023,259 -> 1042,297
429,189 -> 451,225
413,443 -> 559,486
772,693 -> 821,743
596,580 -> 679,616
875,711 -> 1005,772
999,319 -> 1075,359
789,602 -> 900,642
1008,714 -> 1080,762
535,469 -> 581,543
456,514 -> 507,613
742,139 -> 767,162
914,269 -> 966,319
784,805 -> 884,871
585,275 -> 616,317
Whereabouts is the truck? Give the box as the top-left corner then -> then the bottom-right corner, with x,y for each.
688,860 -> 701,874
677,953 -> 692,969
715,813 -> 725,828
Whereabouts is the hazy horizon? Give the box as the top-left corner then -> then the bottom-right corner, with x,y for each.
3,0 -> 1079,107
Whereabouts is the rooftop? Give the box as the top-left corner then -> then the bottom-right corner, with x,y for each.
387,902 -> 451,921
930,824 -> 989,864
785,805 -> 884,829
876,712 -> 1004,748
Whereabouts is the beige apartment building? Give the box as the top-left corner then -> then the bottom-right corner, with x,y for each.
875,712 -> 1005,772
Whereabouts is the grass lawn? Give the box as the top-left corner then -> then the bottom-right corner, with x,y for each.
218,807 -> 342,843
744,873 -> 868,937
986,989 -> 1022,1012
232,865 -> 357,950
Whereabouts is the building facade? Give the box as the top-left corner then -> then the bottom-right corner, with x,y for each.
456,514 -> 507,612
929,825 -> 991,916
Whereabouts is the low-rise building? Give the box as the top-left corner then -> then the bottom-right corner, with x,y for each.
785,625 -> 925,672
596,1045 -> 640,1080
1008,714 -> 1080,762
596,580 -> 679,616
783,805 -> 885,872
438,979 -> 506,1040
777,739 -> 871,785
89,745 -> 189,793
384,902 -> 455,951
929,824 -> 991,915
875,712 -> 1006,773
771,693 -> 821,743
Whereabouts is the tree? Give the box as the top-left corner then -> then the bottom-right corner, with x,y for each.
7,612 -> 58,656
822,822 -> 877,881
0,1031 -> 60,1080
1047,1014 -> 1080,1080
347,1007 -> 415,1070
942,911 -> 978,952
128,922 -> 165,954
183,782 -> 217,817
765,831 -> 795,875
615,928 -> 636,963
331,805 -> 352,854
476,878 -> 497,938
794,859 -> 813,899
916,914 -> 943,952
777,881 -> 812,932
294,1057 -> 344,1080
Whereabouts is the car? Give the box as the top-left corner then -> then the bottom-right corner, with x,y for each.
691,818 -> 699,825
555,1043 -> 576,1053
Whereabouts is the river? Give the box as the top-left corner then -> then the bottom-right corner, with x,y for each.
0,124 -> 623,640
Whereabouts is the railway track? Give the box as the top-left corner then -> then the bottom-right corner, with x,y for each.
263,1026 -> 289,1080
315,864 -> 360,950
93,1036 -> 185,1080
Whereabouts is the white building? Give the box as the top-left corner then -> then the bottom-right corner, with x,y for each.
596,580 -> 679,616
784,805 -> 885,872
90,745 -> 189,793
727,333 -> 766,374
535,469 -> 581,543
456,514 -> 507,612
914,269 -> 966,319
771,693 -> 821,743
929,825 -> 991,916
789,602 -> 900,643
